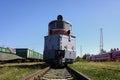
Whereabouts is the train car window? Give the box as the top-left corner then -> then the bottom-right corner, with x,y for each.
57,21 -> 63,29
64,23 -> 72,30
49,23 -> 55,30
55,22 -> 57,28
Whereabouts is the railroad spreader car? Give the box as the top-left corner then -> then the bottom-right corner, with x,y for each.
43,15 -> 76,64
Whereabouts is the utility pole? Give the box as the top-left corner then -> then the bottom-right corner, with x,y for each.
80,46 -> 82,57
100,28 -> 103,53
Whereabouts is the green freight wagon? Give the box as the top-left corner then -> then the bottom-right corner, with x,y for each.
5,48 -> 11,53
16,48 -> 43,60
0,47 -> 11,53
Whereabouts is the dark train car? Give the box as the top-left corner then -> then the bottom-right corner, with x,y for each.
93,53 -> 112,61
16,48 -> 43,61
87,49 -> 120,61
43,15 -> 76,65
112,51 -> 120,61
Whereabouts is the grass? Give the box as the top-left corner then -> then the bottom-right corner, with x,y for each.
69,61 -> 120,80
0,62 -> 48,80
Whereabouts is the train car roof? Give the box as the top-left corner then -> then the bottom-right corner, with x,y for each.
49,20 -> 72,26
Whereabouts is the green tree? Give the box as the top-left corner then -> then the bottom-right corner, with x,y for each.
100,49 -> 106,54
75,56 -> 82,62
110,48 -> 114,52
82,53 -> 90,59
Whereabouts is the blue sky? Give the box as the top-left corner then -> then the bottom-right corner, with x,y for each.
0,0 -> 120,57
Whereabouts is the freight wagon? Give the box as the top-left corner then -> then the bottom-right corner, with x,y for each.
0,47 -> 16,54
16,48 -> 43,62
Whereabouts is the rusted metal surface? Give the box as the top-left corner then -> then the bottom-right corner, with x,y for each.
20,66 -> 50,80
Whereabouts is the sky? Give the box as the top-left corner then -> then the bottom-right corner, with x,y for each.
0,0 -> 120,57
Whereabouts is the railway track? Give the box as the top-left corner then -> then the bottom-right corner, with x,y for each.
21,66 -> 91,80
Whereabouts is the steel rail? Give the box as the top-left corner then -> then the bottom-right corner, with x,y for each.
21,66 -> 91,80
20,66 -> 50,80
67,66 -> 91,80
